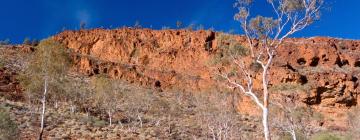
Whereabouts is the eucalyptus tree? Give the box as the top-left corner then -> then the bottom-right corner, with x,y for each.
21,39 -> 72,140
219,0 -> 324,139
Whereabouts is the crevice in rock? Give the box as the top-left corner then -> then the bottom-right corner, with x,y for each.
93,68 -> 100,75
155,80 -> 161,88
114,70 -> 119,77
352,76 -> 358,89
351,76 -> 358,82
204,32 -> 215,52
297,58 -> 306,65
304,87 -> 329,105
354,60 -> 360,67
298,75 -> 308,85
335,56 -> 349,67
103,68 -> 108,73
315,87 -> 328,104
325,82 -> 329,86
309,57 -> 320,67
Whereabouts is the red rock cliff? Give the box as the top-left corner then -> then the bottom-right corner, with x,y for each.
53,28 -> 360,129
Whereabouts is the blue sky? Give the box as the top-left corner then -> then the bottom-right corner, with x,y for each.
0,0 -> 359,43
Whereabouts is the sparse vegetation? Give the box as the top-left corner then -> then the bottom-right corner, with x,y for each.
23,37 -> 31,45
0,105 -> 19,140
347,107 -> 360,139
91,75 -> 122,126
310,132 -> 342,140
20,39 -> 72,139
215,0 -> 324,139
0,39 -> 10,46
134,20 -> 141,28
207,33 -> 249,66
176,21 -> 183,28
0,0 -> 348,139
80,21 -> 86,30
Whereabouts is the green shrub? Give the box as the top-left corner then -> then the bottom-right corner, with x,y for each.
250,61 -> 262,72
207,33 -> 249,66
0,60 -> 4,68
23,37 -> 31,45
93,119 -> 107,127
279,131 -> 306,140
0,39 -> 10,45
0,106 -> 19,140
81,116 -> 107,127
311,132 -> 342,140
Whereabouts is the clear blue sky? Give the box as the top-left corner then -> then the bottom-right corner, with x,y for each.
0,0 -> 359,43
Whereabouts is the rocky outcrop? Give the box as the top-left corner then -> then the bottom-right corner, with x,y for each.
0,68 -> 22,100
53,28 -> 360,129
54,28 -> 360,105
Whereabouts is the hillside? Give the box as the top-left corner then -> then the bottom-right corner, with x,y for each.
53,28 -> 360,127
1,28 -> 360,139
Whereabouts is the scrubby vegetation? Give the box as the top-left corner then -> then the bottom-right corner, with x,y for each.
0,105 -> 19,140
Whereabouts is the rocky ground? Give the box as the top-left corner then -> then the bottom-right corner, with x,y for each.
1,89 -> 261,140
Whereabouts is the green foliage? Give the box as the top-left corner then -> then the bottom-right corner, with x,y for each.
80,21 -> 86,29
23,37 -> 31,45
134,20 -> 141,28
250,61 -> 262,72
0,60 -> 4,68
311,132 -> 342,140
0,105 -> 19,140
311,111 -> 324,122
0,39 -> 10,45
187,23 -> 195,30
207,33 -> 249,66
81,116 -> 107,127
176,21 -> 183,28
91,75 -> 121,114
249,16 -> 278,38
347,107 -> 360,139
23,38 -> 39,46
20,39 -> 72,103
281,0 -> 306,12
280,131 -> 306,140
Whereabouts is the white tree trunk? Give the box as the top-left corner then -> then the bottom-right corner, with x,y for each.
262,55 -> 273,140
291,129 -> 297,140
263,108 -> 270,140
39,79 -> 48,140
108,110 -> 112,126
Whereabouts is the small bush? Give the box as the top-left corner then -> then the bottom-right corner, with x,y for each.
0,39 -> 10,45
347,107 -> 360,139
80,116 -> 107,127
93,119 -> 107,127
207,33 -> 249,66
279,131 -> 306,140
310,132 -> 342,140
23,37 -> 31,45
250,61 -> 262,72
0,106 -> 19,140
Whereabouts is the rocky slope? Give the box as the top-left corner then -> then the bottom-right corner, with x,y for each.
52,28 -> 360,130
1,28 -> 359,132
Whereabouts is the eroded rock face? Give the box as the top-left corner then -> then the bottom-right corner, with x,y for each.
54,29 -> 221,92
53,28 -> 360,129
0,68 -> 22,100
54,29 -> 360,104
